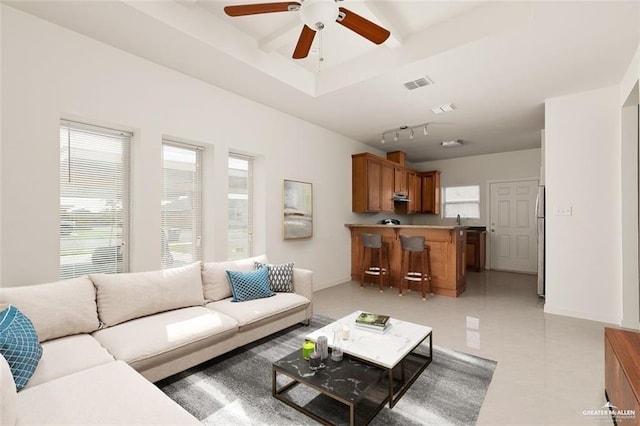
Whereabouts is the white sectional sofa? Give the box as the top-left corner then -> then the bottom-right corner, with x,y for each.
0,255 -> 313,425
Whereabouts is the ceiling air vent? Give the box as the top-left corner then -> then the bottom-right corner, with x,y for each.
403,76 -> 434,91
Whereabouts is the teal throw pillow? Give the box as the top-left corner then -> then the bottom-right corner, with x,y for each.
0,305 -> 43,391
226,267 -> 275,302
254,261 -> 295,293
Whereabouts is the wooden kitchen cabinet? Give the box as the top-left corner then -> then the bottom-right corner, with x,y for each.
346,224 -> 467,297
408,171 -> 421,214
352,153 -> 395,213
394,166 -> 407,194
466,230 -> 486,271
420,171 -> 441,214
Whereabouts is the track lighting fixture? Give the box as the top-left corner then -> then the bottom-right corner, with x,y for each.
380,122 -> 430,144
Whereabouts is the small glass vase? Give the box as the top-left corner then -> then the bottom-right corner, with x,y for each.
331,327 -> 343,362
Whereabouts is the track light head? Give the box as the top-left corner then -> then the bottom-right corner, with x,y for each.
379,122 -> 431,143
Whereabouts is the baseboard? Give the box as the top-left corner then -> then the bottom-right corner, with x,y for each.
313,276 -> 352,292
544,304 -> 620,325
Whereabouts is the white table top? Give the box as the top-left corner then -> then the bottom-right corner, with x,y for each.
305,311 -> 432,369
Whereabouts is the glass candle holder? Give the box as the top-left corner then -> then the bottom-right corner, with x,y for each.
309,351 -> 322,370
302,340 -> 315,360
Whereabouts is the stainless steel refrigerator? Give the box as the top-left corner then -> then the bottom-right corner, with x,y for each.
536,185 -> 545,297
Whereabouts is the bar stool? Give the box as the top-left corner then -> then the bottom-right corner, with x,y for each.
360,233 -> 391,292
399,235 -> 432,300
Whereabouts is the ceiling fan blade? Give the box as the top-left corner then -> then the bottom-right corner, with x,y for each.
292,25 -> 315,59
224,2 -> 300,17
336,7 -> 390,45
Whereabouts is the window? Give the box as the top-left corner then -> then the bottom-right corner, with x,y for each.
228,154 -> 253,260
443,185 -> 480,219
161,141 -> 203,269
60,120 -> 130,279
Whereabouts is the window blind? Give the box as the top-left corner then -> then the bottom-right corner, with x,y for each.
161,141 -> 203,269
60,120 -> 131,279
443,185 -> 480,219
228,154 -> 253,260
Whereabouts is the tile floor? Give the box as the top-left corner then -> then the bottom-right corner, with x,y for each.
313,270 -> 612,425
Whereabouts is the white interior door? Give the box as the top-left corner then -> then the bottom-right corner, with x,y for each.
490,180 -> 539,273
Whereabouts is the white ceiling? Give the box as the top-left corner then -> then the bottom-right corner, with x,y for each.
6,0 -> 640,162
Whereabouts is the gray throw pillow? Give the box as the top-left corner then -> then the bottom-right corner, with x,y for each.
254,262 -> 294,292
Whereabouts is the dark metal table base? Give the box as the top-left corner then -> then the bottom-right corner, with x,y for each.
272,332 -> 432,426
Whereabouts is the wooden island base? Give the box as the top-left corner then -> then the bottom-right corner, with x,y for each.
346,224 -> 467,297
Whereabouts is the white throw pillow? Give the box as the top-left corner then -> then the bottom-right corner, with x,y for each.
0,277 -> 100,342
201,255 -> 267,302
91,262 -> 204,327
0,354 -> 17,426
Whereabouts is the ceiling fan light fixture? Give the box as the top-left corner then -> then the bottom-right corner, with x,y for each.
300,0 -> 339,31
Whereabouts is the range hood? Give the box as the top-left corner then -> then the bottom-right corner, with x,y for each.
392,192 -> 410,202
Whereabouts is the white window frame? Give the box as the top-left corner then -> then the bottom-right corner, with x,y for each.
443,185 -> 481,219
59,120 -> 131,279
228,153 -> 253,260
161,140 -> 204,269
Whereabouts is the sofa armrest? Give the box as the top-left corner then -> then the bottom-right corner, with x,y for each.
292,268 -> 313,303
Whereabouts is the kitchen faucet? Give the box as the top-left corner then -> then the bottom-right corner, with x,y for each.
456,214 -> 461,226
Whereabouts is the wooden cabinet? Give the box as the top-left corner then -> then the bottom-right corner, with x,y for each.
393,166 -> 407,194
420,171 -> 441,214
352,154 -> 394,213
347,225 -> 466,297
352,152 -> 440,215
466,231 -> 486,271
604,327 -> 640,423
381,162 -> 394,212
408,171 -> 421,214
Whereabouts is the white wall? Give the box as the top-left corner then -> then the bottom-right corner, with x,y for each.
620,42 -> 640,328
411,149 -> 541,227
0,5 -> 372,289
545,86 -> 622,324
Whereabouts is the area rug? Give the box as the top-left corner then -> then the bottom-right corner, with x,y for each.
157,316 -> 496,425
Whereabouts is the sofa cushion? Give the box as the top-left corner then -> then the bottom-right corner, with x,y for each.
206,293 -> 310,331
227,267 -> 274,302
16,361 -> 200,425
25,334 -> 114,390
92,307 -> 238,370
0,276 -> 99,342
255,261 -> 295,292
91,262 -> 205,327
0,305 -> 43,391
0,354 -> 16,426
201,254 -> 268,302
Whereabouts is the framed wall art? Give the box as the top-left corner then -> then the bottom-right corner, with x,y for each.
283,179 -> 313,240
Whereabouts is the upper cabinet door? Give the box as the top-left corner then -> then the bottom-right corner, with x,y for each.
421,171 -> 441,214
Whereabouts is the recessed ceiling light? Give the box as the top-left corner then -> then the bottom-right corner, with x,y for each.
431,103 -> 456,114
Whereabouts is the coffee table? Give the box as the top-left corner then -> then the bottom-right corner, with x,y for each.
272,311 -> 432,425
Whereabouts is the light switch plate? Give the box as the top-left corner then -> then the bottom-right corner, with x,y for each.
553,205 -> 572,216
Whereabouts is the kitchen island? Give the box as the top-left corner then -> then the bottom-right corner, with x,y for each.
346,224 -> 467,297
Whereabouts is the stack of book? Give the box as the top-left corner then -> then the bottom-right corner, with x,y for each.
355,312 -> 392,334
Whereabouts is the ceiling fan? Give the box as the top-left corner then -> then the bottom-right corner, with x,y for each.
224,0 -> 391,59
